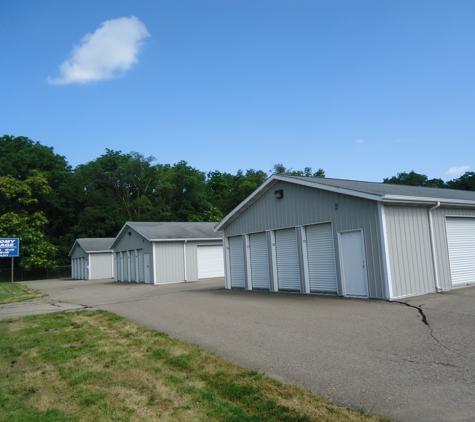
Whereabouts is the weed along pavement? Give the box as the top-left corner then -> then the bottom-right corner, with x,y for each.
8,278 -> 475,422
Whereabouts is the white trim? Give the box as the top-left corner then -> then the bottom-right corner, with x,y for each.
428,202 -> 442,292
299,226 -> 310,294
244,234 -> 252,290
378,203 -> 393,300
224,235 -> 231,289
269,230 -> 278,292
152,243 -> 157,285
183,240 -> 188,282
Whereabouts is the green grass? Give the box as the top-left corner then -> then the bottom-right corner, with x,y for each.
0,311 -> 393,422
0,282 -> 45,304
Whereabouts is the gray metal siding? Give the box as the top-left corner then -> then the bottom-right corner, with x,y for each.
154,242 -> 185,284
223,181 -> 386,298
89,253 -> 113,279
384,206 -> 435,298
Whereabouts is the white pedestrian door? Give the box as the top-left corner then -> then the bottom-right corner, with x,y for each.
275,228 -> 300,291
250,232 -> 270,290
446,217 -> 475,287
306,223 -> 337,293
340,231 -> 368,297
229,236 -> 245,288
144,253 -> 151,284
197,246 -> 224,279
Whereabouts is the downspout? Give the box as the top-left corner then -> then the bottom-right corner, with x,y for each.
183,240 -> 188,282
428,201 -> 442,292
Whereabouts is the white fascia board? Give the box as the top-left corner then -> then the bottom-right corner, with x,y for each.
149,238 -> 223,242
215,175 -> 384,231
382,195 -> 475,207
87,250 -> 113,254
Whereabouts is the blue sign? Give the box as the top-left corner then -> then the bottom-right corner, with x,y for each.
0,238 -> 20,258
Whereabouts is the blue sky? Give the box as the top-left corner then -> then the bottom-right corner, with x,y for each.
1,0 -> 474,182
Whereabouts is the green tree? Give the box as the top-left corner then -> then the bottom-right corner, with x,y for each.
446,172 -> 475,191
0,172 -> 57,269
0,135 -> 77,263
271,163 -> 325,178
206,169 -> 268,216
383,171 -> 445,188
157,161 -> 217,222
73,149 -> 161,237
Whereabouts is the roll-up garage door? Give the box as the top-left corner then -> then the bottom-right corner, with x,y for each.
306,223 -> 337,293
250,232 -> 270,290
446,217 -> 475,287
229,236 -> 245,288
275,228 -> 300,291
197,245 -> 224,279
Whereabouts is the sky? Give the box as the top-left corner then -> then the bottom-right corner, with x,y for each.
1,0 -> 474,182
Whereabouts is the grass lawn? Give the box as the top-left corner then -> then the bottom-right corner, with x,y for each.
0,311 -> 392,422
0,282 -> 45,305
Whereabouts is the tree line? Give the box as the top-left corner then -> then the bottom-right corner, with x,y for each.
1,134 -> 474,269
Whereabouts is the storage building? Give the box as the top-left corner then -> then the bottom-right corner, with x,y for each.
111,222 -> 224,284
69,238 -> 115,280
215,175 -> 475,300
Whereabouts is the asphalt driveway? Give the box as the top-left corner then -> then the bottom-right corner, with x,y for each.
4,278 -> 475,422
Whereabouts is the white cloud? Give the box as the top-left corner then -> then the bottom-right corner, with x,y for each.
445,165 -> 470,176
49,16 -> 149,85
355,139 -> 364,144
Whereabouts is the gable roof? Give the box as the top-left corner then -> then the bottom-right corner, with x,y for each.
69,238 -> 115,256
111,222 -> 222,248
215,175 -> 475,231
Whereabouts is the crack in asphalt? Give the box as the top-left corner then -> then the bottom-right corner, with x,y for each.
391,300 -> 474,363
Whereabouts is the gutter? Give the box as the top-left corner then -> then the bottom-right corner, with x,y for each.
428,201 -> 442,292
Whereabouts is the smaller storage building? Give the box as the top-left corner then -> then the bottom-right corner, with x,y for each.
69,238 -> 115,280
111,222 -> 224,284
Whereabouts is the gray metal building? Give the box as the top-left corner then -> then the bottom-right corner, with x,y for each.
215,175 -> 475,300
69,238 -> 115,280
111,222 -> 224,284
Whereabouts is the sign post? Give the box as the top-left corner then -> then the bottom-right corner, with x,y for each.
0,238 -> 20,295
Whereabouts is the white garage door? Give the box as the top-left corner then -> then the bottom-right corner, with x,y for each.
197,245 -> 224,279
275,228 -> 300,291
306,223 -> 337,293
229,236 -> 245,288
446,217 -> 475,287
250,232 -> 270,290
